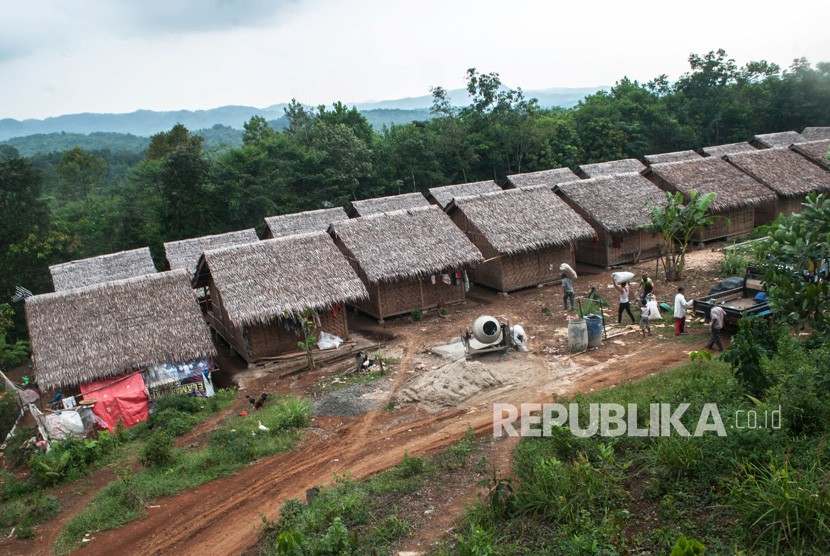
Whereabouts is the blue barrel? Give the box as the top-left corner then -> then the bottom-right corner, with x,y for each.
567,319 -> 588,353
585,314 -> 603,348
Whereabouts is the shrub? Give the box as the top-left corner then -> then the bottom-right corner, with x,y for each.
0,389 -> 20,442
410,308 -> 423,321
149,408 -> 198,437
396,451 -> 425,478
671,535 -> 705,556
730,460 -> 830,552
719,250 -> 748,277
139,432 -> 173,468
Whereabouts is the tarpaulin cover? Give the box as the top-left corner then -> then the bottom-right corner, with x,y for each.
80,373 -> 149,432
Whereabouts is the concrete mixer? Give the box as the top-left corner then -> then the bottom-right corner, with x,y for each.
461,315 -> 513,356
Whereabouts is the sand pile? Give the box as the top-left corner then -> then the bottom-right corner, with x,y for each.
396,359 -> 502,409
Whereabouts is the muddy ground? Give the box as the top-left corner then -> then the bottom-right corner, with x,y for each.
1,248 -> 730,555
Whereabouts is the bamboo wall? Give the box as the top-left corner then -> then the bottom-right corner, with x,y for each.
696,207 -> 754,243
450,210 -> 575,292
204,275 -> 349,363
574,229 -> 663,268
753,199 -> 779,226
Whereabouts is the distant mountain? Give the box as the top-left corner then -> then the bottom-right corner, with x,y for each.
352,86 -> 604,111
0,86 -> 605,153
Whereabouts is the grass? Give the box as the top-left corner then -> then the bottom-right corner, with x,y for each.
52,394 -> 309,555
442,333 -> 830,555
258,424 -> 483,555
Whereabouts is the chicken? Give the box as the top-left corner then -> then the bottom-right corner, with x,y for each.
257,421 -> 269,432
254,392 -> 267,410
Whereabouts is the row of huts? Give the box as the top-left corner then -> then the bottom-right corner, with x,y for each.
24,128 -> 830,407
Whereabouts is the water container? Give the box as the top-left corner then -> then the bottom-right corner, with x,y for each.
585,314 -> 603,348
567,319 -> 588,353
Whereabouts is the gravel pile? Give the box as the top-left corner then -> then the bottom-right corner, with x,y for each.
312,382 -> 387,416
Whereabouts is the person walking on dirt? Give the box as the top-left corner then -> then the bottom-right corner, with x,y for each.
707,305 -> 726,351
561,273 -> 575,311
639,299 -> 652,337
674,286 -> 693,335
615,282 -> 636,324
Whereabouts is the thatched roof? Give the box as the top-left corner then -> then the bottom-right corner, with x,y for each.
164,229 -> 258,272
791,140 -> 830,171
752,131 -> 805,148
702,142 -> 758,157
556,173 -> 669,234
644,150 -> 702,165
427,181 -> 502,209
505,167 -> 580,188
263,207 -> 348,238
577,158 -> 646,178
349,193 -> 429,217
194,232 -> 368,327
447,186 -> 594,255
644,157 -> 776,211
50,247 -> 157,292
726,147 -> 830,197
801,127 -> 830,141
330,205 -> 483,283
26,270 -> 215,390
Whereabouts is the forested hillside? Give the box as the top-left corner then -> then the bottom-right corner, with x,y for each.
1,50 -> 829,339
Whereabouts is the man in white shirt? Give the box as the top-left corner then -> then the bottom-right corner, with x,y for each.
707,305 -> 726,351
674,286 -> 692,336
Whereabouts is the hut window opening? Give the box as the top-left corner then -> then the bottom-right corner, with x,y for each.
612,235 -> 623,249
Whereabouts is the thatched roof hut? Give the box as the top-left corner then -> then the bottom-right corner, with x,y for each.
801,127 -> 830,141
164,229 -> 259,273
445,187 -> 592,291
555,173 -> 669,267
426,181 -> 502,209
577,158 -> 646,178
26,270 -> 215,390
644,150 -> 702,165
263,207 -> 348,239
791,140 -> 830,171
644,158 -> 775,212
726,147 -> 830,217
348,192 -> 429,217
49,247 -> 157,292
448,187 -> 593,254
556,173 -> 668,234
644,157 -> 777,240
195,232 -> 368,327
330,206 -> 483,320
751,131 -> 805,149
702,142 -> 758,157
194,232 -> 368,362
331,206 -> 483,284
505,167 -> 580,188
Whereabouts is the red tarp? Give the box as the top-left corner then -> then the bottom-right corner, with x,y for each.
80,373 -> 149,432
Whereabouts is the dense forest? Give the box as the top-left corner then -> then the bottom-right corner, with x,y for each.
1,49 -> 829,339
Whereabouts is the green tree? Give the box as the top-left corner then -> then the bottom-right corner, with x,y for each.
649,190 -> 716,281
56,147 -> 106,201
756,193 -> 830,336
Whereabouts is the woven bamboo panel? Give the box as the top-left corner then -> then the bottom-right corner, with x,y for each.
378,279 -> 423,318
697,208 -> 753,242
500,246 -> 574,292
574,231 -> 608,267
753,200 -> 779,226
422,273 -> 465,307
779,195 -> 806,217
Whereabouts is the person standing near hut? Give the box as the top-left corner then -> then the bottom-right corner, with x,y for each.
614,282 -> 636,324
707,305 -> 726,351
674,286 -> 693,335
561,273 -> 575,311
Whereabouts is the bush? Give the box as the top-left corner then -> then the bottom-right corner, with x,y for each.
149,408 -> 198,437
29,437 -> 94,487
719,250 -> 748,277
139,432 -> 173,467
0,389 -> 20,442
730,460 -> 830,552
410,308 -> 423,321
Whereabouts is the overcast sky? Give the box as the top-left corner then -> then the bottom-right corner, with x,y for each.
1,0 -> 828,120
